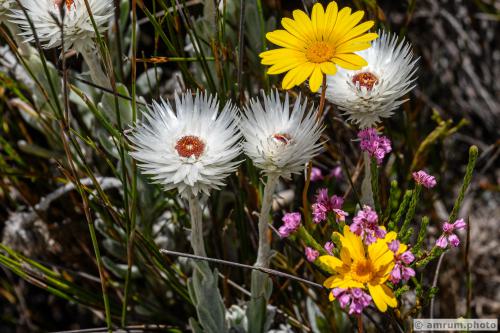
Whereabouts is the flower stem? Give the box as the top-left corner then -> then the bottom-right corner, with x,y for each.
255,174 -> 279,267
188,194 -> 207,257
357,315 -> 364,333
361,152 -> 374,207
80,48 -> 110,89
302,74 -> 327,226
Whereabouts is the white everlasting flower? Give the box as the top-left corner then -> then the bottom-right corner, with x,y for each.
241,90 -> 324,178
324,31 -> 418,128
127,91 -> 242,198
9,0 -> 113,53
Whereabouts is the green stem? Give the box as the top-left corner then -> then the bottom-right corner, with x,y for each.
188,194 -> 207,257
449,146 -> 478,222
360,152 -> 374,207
255,174 -> 279,267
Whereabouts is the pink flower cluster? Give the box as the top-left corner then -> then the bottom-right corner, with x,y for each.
358,128 -> 392,165
350,205 -> 386,245
305,247 -> 319,262
311,188 -> 347,224
331,288 -> 372,315
412,170 -> 437,189
324,241 -> 334,255
388,240 -> 415,284
278,212 -> 301,238
436,218 -> 467,248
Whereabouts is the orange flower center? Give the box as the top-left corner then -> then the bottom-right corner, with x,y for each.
351,259 -> 375,283
272,133 -> 292,145
352,72 -> 379,90
306,42 -> 335,63
175,135 -> 205,158
54,0 -> 75,10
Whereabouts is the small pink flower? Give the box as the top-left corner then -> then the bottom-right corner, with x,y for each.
412,170 -> 437,189
278,212 -> 301,238
305,247 -> 319,262
436,218 -> 467,248
333,209 -> 348,222
310,167 -> 323,182
358,128 -> 392,165
350,205 -> 386,244
329,166 -> 343,180
324,241 -> 335,255
388,240 -> 415,284
331,288 -> 372,315
311,188 -> 344,224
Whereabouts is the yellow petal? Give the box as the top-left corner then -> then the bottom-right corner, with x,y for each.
267,62 -> 300,75
325,6 -> 351,41
336,21 -> 375,45
292,63 -> 315,86
332,10 -> 365,41
368,284 -> 397,312
266,30 -> 306,50
280,63 -> 315,89
320,62 -> 337,75
384,231 -> 398,243
292,9 -> 315,40
323,1 -> 339,40
319,255 -> 344,271
398,243 -> 408,254
333,54 -> 368,70
311,3 -> 325,40
282,17 -> 312,44
336,42 -> 372,54
339,32 -> 379,47
329,291 -> 335,301
308,65 -> 323,92
326,276 -> 364,289
342,226 -> 365,261
260,48 -> 305,63
340,246 -> 351,264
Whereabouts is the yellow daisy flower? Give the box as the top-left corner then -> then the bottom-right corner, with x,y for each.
319,226 -> 397,312
260,1 -> 378,93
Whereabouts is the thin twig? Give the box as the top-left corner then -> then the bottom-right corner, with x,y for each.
159,249 -> 324,289
430,253 -> 445,319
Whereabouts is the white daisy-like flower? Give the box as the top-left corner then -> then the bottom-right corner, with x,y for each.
9,0 -> 113,53
126,91 -> 242,198
241,90 -> 324,178
324,30 -> 418,128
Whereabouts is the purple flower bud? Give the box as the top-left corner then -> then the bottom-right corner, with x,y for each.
402,267 -> 415,281
400,250 -> 415,265
412,170 -> 437,189
448,234 -> 460,247
388,240 -> 400,253
453,218 -> 466,230
324,241 -> 335,255
436,235 -> 448,248
310,167 -> 323,182
305,247 -> 319,262
330,166 -> 342,180
442,222 -> 454,233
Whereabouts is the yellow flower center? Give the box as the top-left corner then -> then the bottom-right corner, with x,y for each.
305,42 -> 335,63
352,72 -> 379,90
175,135 -> 205,158
351,259 -> 375,283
